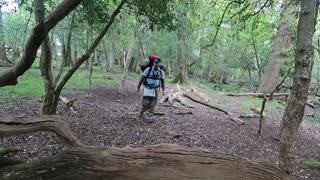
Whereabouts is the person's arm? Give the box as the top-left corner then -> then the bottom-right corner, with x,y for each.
137,75 -> 146,92
160,79 -> 165,91
137,67 -> 149,92
160,70 -> 165,91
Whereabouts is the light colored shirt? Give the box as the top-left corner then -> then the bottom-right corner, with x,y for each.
143,66 -> 164,97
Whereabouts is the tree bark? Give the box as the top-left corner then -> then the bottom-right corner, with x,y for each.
52,0 -> 127,112
64,14 -> 75,67
34,0 -> 56,115
0,0 -> 84,87
0,4 -> 10,65
0,116 -> 295,180
279,0 -> 316,174
119,31 -> 135,92
258,0 -> 293,93
173,1 -> 188,84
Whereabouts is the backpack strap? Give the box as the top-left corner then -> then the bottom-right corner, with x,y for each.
144,67 -> 161,89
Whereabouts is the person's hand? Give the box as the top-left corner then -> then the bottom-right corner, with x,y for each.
137,86 -> 140,92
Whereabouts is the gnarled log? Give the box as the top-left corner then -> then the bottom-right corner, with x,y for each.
0,144 -> 295,180
0,116 -> 294,180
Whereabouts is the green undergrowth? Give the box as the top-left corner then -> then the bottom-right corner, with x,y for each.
0,64 -> 120,103
304,161 -> 320,170
239,97 -> 285,114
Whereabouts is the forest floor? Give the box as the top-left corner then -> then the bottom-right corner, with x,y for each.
0,80 -> 320,180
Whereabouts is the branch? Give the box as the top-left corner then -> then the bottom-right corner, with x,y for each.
55,0 -> 127,96
0,116 -> 84,148
0,0 -> 84,87
183,93 -> 228,115
202,1 -> 240,49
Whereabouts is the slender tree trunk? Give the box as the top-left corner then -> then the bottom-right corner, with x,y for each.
0,4 -> 10,65
64,16 -> 74,67
34,0 -> 55,115
119,32 -> 135,92
258,0 -> 292,93
88,52 -> 94,94
279,0 -> 316,174
173,1 -> 188,84
51,0 -> 127,112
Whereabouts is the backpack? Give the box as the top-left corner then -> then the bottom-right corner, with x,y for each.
140,55 -> 166,72
143,66 -> 164,89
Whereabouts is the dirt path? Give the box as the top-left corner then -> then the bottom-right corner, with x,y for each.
0,81 -> 319,180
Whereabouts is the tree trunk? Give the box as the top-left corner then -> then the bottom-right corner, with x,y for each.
0,116 -> 295,180
34,0 -> 56,115
0,4 -> 10,65
52,0 -> 127,113
119,31 -> 135,92
64,17 -> 73,68
173,2 -> 188,84
258,0 -> 292,93
279,0 -> 316,174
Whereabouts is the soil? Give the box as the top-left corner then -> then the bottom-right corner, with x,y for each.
0,80 -> 319,180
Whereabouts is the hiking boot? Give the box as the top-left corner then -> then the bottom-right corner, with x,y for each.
146,113 -> 154,123
139,111 -> 144,118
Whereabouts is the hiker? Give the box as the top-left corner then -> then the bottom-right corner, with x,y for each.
137,58 -> 165,122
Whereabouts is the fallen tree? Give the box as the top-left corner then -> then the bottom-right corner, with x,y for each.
226,92 -> 290,97
0,116 -> 295,180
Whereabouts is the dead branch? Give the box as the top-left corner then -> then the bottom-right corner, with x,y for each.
183,93 -> 245,125
60,96 -> 77,113
153,112 -> 165,116
190,85 -> 209,103
0,116 -> 84,148
226,92 -> 290,97
175,111 -> 193,115
239,114 -> 260,118
158,104 -> 180,108
305,113 -> 315,117
229,117 -> 245,125
306,102 -> 315,109
184,93 -> 228,115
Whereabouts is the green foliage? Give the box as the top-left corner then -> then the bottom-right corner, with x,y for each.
130,0 -> 176,31
240,97 -> 285,113
304,161 -> 320,170
0,66 -> 119,103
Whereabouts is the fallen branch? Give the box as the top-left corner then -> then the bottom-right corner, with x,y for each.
0,116 -> 84,148
183,94 -> 244,125
190,85 -> 209,103
229,117 -> 245,125
184,93 -> 228,115
175,111 -> 193,115
305,113 -> 315,117
60,96 -> 77,113
153,112 -> 165,116
158,104 -> 180,108
226,92 -> 289,97
239,114 -> 260,118
306,102 -> 315,109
